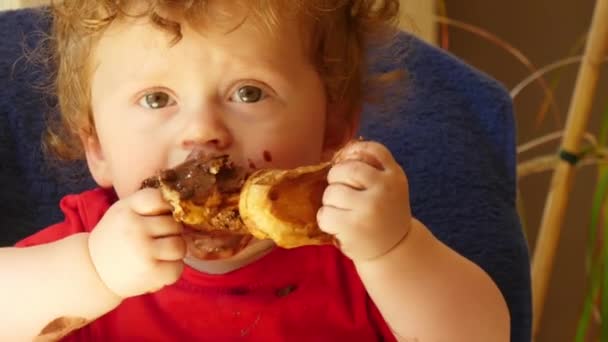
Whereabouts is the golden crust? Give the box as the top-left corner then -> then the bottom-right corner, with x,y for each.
239,163 -> 336,248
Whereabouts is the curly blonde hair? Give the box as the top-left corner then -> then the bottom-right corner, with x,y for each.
44,0 -> 401,160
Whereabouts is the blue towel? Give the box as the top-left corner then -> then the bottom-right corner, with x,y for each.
0,7 -> 531,341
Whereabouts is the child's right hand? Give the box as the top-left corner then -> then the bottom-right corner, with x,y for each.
87,188 -> 186,299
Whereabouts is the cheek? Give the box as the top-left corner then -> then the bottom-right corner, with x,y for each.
247,120 -> 326,169
97,121 -> 169,198
110,149 -> 162,198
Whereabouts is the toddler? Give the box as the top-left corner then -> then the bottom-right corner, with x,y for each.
0,1 -> 509,341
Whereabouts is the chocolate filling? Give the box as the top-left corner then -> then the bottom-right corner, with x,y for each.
142,155 -> 248,205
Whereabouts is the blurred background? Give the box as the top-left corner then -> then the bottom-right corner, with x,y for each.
397,1 -> 606,340
431,2 -> 607,341
2,0 -> 606,341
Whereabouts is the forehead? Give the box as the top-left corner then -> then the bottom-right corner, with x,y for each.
92,7 -> 310,73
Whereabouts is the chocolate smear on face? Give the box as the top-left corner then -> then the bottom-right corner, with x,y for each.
263,150 -> 272,162
141,155 -> 248,205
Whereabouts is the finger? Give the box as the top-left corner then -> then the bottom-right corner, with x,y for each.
144,215 -> 183,238
334,141 -> 395,171
322,183 -> 364,210
151,236 -> 187,261
327,160 -> 381,190
317,205 -> 351,235
129,188 -> 173,216
154,260 -> 185,288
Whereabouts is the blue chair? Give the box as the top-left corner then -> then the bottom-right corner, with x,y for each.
0,7 -> 531,341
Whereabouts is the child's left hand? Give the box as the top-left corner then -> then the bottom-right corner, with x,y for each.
318,141 -> 412,262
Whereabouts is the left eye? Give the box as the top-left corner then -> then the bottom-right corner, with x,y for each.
138,91 -> 176,109
230,85 -> 266,103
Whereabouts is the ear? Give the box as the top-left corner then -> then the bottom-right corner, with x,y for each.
81,133 -> 113,188
321,104 -> 361,161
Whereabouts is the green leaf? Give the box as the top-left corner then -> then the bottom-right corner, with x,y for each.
602,195 -> 608,342
587,170 -> 608,272
600,246 -> 608,341
598,102 -> 608,145
575,258 -> 602,342
576,168 -> 608,340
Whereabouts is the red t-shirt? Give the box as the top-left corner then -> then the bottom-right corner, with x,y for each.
17,188 -> 396,341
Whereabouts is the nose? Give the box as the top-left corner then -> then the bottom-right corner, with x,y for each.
179,105 -> 233,152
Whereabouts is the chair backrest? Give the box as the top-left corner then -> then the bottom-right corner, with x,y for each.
0,7 -> 531,341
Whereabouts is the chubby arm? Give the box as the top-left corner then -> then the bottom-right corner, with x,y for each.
0,188 -> 186,341
320,141 -> 509,341
0,233 -> 121,341
356,219 -> 510,341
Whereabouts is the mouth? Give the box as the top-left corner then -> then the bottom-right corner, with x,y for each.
185,148 -> 224,163
182,225 -> 253,260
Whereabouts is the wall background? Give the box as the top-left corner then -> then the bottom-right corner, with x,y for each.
443,1 -> 607,340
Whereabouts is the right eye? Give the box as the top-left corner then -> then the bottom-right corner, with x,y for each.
230,85 -> 265,103
138,91 -> 176,109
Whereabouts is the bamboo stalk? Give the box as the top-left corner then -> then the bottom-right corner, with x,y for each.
531,0 -> 608,337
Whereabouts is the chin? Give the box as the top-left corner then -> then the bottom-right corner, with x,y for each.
183,230 -> 275,261
183,237 -> 276,274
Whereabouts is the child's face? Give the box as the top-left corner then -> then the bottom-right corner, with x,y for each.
84,12 -> 343,199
